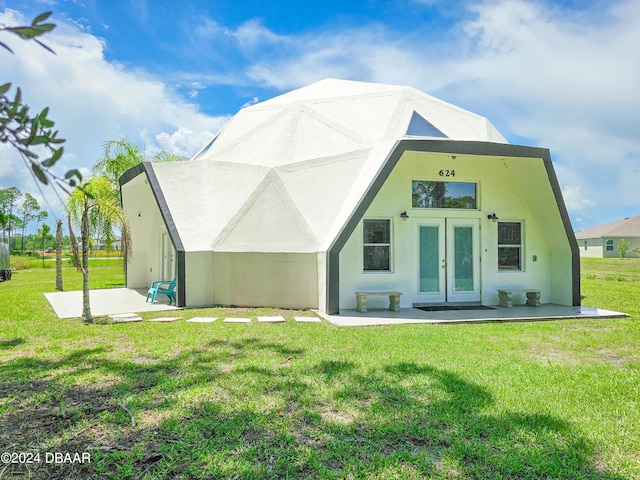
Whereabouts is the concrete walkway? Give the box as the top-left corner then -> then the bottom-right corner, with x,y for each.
318,304 -> 628,327
45,288 -> 179,319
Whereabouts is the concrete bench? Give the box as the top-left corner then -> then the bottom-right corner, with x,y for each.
355,291 -> 402,312
497,288 -> 541,308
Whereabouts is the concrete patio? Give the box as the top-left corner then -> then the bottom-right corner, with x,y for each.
45,288 -> 627,326
318,304 -> 628,327
45,288 -> 180,319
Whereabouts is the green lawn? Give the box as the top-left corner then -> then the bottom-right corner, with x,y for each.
0,259 -> 638,479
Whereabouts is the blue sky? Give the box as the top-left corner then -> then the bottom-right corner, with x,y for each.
1,0 -> 639,233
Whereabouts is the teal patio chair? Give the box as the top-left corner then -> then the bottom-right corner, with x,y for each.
146,278 -> 177,304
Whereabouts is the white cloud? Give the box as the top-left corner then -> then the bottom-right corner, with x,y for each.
155,127 -> 218,159
3,1 -> 638,231
241,97 -> 260,108
0,10 -> 227,225
562,185 -> 597,212
241,0 -> 640,225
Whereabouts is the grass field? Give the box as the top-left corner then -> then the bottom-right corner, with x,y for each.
0,258 -> 638,479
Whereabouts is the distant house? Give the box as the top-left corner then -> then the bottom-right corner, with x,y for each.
120,78 -> 579,312
575,215 -> 640,258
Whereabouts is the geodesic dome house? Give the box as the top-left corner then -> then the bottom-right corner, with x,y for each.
120,78 -> 579,313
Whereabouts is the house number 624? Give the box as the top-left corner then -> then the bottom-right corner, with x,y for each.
439,169 -> 455,177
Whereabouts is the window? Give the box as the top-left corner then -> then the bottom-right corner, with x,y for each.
498,222 -> 522,270
412,181 -> 477,209
363,219 -> 391,271
406,111 -> 447,138
606,239 -> 614,251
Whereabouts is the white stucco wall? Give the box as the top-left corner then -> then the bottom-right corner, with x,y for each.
211,252 -> 318,308
184,251 -> 214,306
338,150 -> 573,309
122,173 -> 176,289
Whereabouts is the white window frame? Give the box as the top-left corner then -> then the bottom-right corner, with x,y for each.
498,221 -> 524,272
362,218 -> 393,273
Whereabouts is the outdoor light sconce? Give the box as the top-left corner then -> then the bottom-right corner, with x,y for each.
487,213 -> 499,222
400,211 -> 410,221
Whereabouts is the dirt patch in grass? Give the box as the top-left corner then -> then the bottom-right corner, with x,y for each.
0,361 -> 180,480
528,342 -> 578,366
0,379 -> 130,479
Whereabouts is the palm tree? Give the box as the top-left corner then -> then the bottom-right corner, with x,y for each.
37,223 -> 51,268
93,138 -> 185,199
55,219 -> 63,291
68,176 -> 131,322
67,139 -> 181,322
92,137 -> 184,260
93,138 -> 145,194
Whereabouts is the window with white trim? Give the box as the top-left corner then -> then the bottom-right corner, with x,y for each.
606,239 -> 614,251
363,219 -> 391,271
498,222 -> 522,270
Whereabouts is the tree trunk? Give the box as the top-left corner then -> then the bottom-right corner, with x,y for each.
55,219 -> 63,291
81,201 -> 92,323
68,214 -> 81,271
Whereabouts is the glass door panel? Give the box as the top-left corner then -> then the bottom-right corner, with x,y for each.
417,221 -> 445,302
419,226 -> 440,293
453,226 -> 474,292
447,219 -> 480,302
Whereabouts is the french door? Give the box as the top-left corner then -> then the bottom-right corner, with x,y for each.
418,219 -> 480,303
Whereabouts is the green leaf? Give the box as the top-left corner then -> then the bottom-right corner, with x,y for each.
32,12 -> 53,25
0,83 -> 11,96
50,147 -> 63,164
37,107 -> 55,128
30,136 -> 50,147
14,87 -> 22,106
31,163 -> 48,185
6,26 -> 39,40
64,168 -> 81,181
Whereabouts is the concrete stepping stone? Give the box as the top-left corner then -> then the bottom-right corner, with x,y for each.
257,316 -> 285,323
186,317 -> 218,323
148,317 -> 179,322
223,317 -> 252,323
110,313 -> 142,323
294,316 -> 322,323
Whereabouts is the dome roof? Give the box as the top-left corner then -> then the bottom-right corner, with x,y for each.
149,79 -> 507,253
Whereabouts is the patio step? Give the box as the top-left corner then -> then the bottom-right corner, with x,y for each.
109,313 -> 142,323
186,317 -> 217,323
257,316 -> 285,323
223,318 -> 252,323
294,316 -> 322,323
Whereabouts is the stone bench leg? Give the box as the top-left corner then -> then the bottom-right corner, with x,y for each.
356,293 -> 368,312
526,291 -> 541,307
388,294 -> 400,312
498,290 -> 513,308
